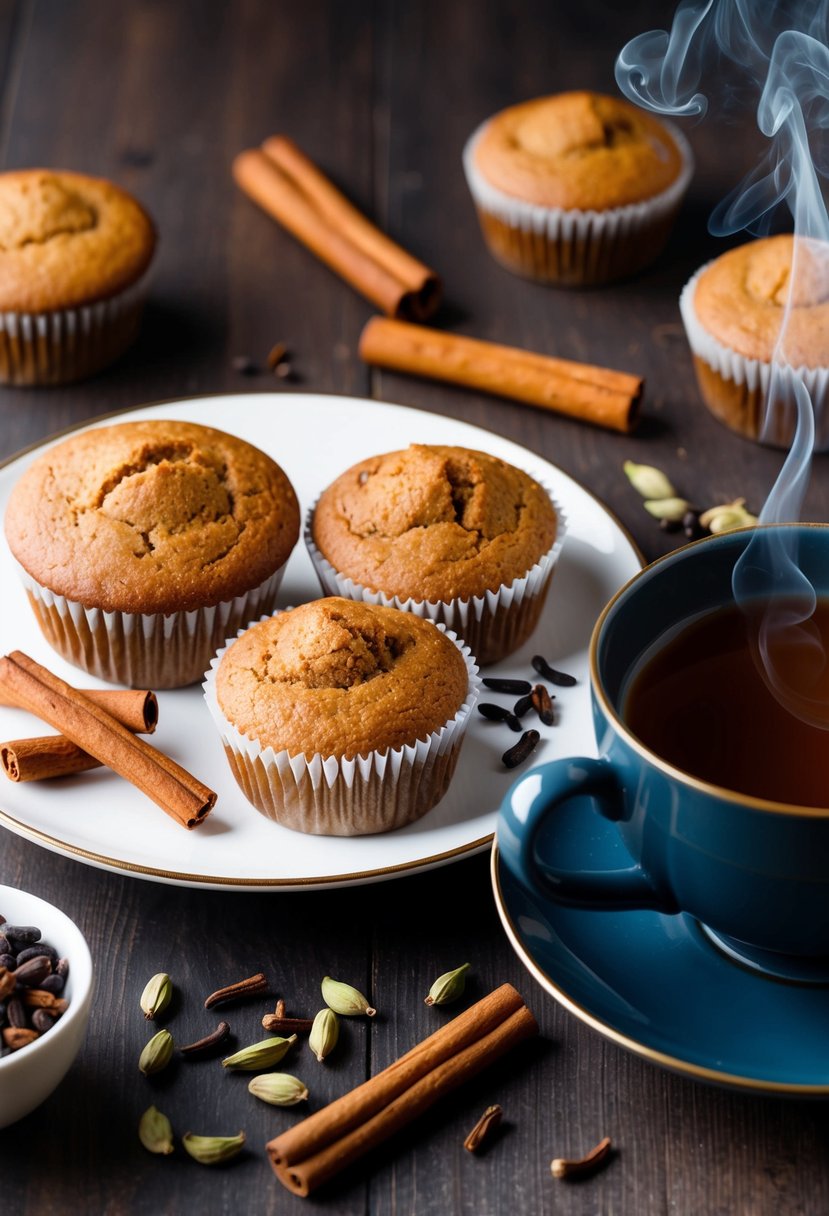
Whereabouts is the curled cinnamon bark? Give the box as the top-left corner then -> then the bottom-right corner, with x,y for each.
0,652 -> 214,829
233,137 -> 441,321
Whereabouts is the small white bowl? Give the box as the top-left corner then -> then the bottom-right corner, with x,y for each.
0,884 -> 93,1128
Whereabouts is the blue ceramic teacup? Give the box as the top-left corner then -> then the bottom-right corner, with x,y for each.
498,524 -> 829,983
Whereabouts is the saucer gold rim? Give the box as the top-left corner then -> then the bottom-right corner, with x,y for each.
491,841 -> 829,1095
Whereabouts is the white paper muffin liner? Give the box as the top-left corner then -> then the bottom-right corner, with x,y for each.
462,118 -> 693,286
304,478 -> 566,666
203,617 -> 481,836
680,265 -> 829,449
0,267 -> 152,386
17,561 -> 288,689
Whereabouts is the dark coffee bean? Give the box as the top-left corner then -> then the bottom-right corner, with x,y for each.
0,955 -> 16,971
477,703 -> 511,722
0,935 -> 9,955
482,678 -> 533,695
55,958 -> 70,980
531,684 -> 556,727
13,956 -> 52,987
40,973 -> 65,994
15,943 -> 57,967
504,713 -> 523,733
659,517 -> 682,533
4,926 -> 41,947
31,1009 -> 55,1034
502,730 -> 541,770
682,509 -> 705,540
531,656 -> 577,687
513,693 -> 534,718
6,997 -> 26,1028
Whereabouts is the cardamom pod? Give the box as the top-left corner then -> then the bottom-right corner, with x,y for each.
699,498 -> 759,534
140,972 -> 173,1020
182,1131 -> 245,1165
309,1008 -> 339,1062
138,1105 -> 174,1155
425,962 -> 470,1007
221,1033 -> 297,1071
139,1028 -> 175,1076
248,1073 -> 309,1106
321,976 -> 376,1017
643,497 -> 692,523
623,461 -> 676,501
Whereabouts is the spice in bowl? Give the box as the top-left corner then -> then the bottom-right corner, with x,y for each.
0,916 -> 70,1055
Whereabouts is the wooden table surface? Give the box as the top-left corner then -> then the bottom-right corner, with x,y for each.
2,2 -> 828,1213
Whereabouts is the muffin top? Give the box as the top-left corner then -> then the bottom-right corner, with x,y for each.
473,91 -> 685,210
0,169 -> 155,312
693,235 -> 829,367
216,597 -> 469,760
5,420 -> 300,614
311,444 -> 558,603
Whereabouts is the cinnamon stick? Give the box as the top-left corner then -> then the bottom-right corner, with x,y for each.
359,316 -> 643,433
0,689 -> 158,782
0,652 -> 214,829
233,137 -> 441,322
267,982 -> 537,1196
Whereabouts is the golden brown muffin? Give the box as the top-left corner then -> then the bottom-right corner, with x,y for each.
307,445 -> 561,664
463,91 -> 691,286
0,169 -> 156,385
681,235 -> 829,447
473,92 -> 684,211
210,597 -> 476,834
5,420 -> 300,686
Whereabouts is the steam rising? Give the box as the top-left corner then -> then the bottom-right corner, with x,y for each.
617,0 -> 829,728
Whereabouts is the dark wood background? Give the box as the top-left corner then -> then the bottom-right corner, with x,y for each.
1,2 -> 828,1213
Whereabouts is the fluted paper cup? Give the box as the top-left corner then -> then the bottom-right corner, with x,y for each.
17,561 -> 288,689
203,619 -> 481,836
305,482 -> 566,666
680,266 -> 829,450
0,268 -> 152,387
463,120 -> 693,287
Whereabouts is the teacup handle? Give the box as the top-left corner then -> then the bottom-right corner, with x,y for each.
499,758 -> 678,913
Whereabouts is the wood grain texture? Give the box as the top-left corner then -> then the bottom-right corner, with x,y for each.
1,1 -> 829,1214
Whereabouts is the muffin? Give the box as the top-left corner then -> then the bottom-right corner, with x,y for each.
5,419 -> 300,687
204,597 -> 479,835
0,169 -> 155,385
306,444 -> 563,664
680,234 -> 829,448
463,91 -> 692,286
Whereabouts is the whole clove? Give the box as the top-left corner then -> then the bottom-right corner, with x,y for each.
481,678 -> 533,695
464,1104 -> 503,1154
551,1135 -> 612,1180
180,1021 -> 232,1059
477,703 -> 513,723
531,684 -> 556,726
512,692 -> 534,718
204,972 -> 268,1010
531,656 -> 577,687
502,730 -> 540,770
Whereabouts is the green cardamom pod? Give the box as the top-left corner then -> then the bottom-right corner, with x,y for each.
139,1028 -> 175,1076
643,497 -> 692,523
139,972 -> 173,1020
138,1105 -> 174,1155
623,461 -> 676,501
182,1131 -> 246,1165
699,498 -> 758,534
321,976 -> 376,1017
309,1008 -> 339,1062
248,1073 -> 309,1106
425,962 -> 470,1006
221,1033 -> 297,1071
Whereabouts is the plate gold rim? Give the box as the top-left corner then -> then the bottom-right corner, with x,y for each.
0,391 -> 644,890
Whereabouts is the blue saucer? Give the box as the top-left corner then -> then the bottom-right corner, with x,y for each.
492,796 -> 829,1094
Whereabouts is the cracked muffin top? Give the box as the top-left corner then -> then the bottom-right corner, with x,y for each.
5,420 -> 300,614
0,169 -> 155,313
216,597 -> 469,759
473,92 -> 685,211
310,444 -> 557,602
693,235 -> 829,368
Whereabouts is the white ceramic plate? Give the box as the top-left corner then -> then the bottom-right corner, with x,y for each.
0,394 -> 641,889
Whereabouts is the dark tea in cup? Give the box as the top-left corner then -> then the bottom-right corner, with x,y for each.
624,598 -> 829,808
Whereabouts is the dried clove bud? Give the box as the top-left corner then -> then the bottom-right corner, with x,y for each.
464,1104 -> 503,1153
551,1135 -> 612,1180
